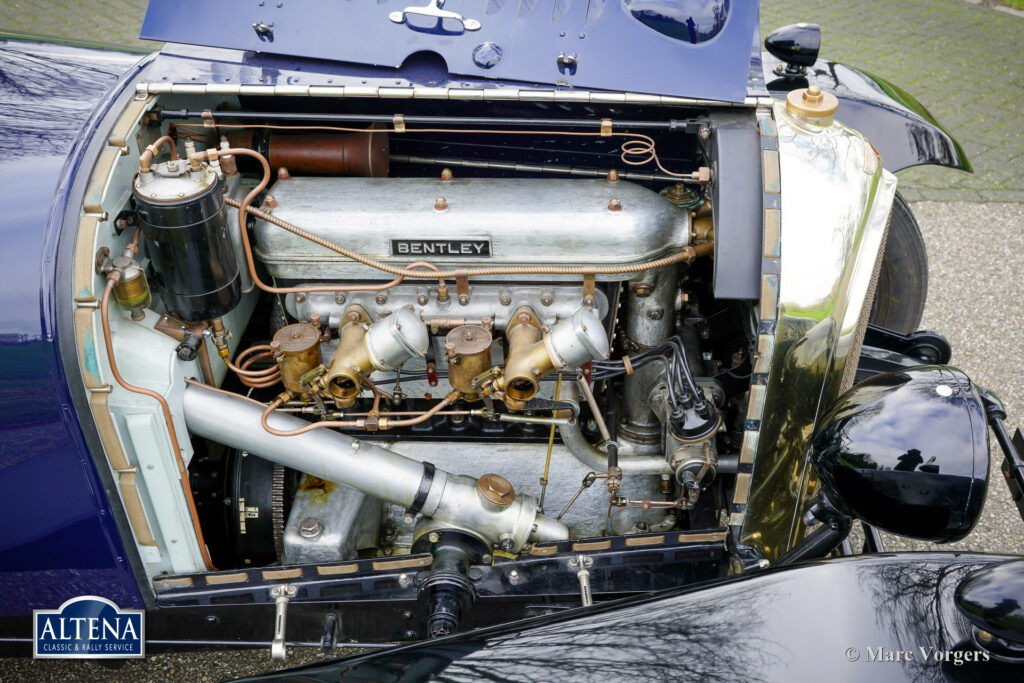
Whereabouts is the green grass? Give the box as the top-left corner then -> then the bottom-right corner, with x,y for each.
1002,0 -> 1024,10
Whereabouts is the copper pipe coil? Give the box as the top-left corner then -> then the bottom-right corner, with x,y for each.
100,277 -> 215,570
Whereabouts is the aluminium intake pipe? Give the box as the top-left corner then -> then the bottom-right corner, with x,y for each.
183,383 -> 568,551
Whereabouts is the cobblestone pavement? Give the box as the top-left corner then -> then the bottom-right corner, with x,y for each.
3,0 -> 1023,201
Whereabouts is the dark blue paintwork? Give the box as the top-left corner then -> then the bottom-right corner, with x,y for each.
235,553 -> 1022,682
140,0 -> 757,102
0,38 -> 147,617
764,52 -> 972,173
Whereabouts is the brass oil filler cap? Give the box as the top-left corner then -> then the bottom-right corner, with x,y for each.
785,84 -> 839,118
477,473 -> 516,506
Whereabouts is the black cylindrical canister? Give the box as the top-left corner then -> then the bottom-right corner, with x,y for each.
133,168 -> 241,322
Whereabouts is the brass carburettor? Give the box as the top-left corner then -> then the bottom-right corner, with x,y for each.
321,305 -> 429,407
445,325 -> 493,402
271,321 -> 323,398
487,306 -> 610,411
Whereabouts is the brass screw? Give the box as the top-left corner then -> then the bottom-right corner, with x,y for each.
440,168 -> 453,182
263,194 -> 278,209
277,166 -> 291,180
517,312 -> 531,324
295,293 -> 306,304
608,198 -> 622,211
606,168 -> 619,182
376,293 -> 388,305
434,196 -> 448,211
428,532 -> 440,543
458,294 -> 470,306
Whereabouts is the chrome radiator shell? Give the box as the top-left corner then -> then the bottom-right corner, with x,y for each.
252,177 -> 690,281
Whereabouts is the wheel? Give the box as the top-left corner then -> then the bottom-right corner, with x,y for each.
869,192 -> 928,334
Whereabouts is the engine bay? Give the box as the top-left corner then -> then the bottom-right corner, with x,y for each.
76,91 -> 762,639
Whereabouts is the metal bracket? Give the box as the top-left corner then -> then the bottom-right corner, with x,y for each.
389,0 -> 481,31
567,554 -> 594,606
270,583 -> 298,661
582,272 -> 596,309
455,270 -> 470,305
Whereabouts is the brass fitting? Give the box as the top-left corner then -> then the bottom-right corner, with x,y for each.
272,322 -> 323,398
320,305 -> 428,407
322,306 -> 374,407
488,306 -> 610,411
496,309 -> 551,410
97,244 -> 151,322
445,325 -> 493,402
210,318 -> 231,359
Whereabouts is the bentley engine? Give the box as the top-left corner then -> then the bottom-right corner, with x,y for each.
80,90 -> 830,642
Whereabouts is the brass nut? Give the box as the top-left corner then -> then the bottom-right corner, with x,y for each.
608,197 -> 622,211
631,283 -> 654,298
434,196 -> 448,211
477,473 -> 515,506
786,84 -> 839,118
440,168 -> 453,182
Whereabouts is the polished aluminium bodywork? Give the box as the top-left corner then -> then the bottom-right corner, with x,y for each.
253,177 -> 692,281
739,102 -> 898,561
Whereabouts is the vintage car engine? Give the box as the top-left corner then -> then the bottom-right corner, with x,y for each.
85,96 -> 764,639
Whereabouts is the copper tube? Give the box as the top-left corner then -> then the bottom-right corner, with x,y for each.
228,343 -> 283,388
138,135 -> 178,173
100,277 -> 215,570
260,391 -> 457,437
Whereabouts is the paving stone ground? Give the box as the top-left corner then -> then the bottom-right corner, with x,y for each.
3,0 -> 1022,200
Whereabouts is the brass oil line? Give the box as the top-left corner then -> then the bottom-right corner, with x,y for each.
538,373 -> 564,511
100,276 -> 215,570
259,390 -> 459,437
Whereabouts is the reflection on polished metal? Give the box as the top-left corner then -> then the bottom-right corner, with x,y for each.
741,102 -> 897,561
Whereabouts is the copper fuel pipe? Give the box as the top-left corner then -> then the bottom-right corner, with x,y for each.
100,274 -> 215,570
260,390 -> 459,437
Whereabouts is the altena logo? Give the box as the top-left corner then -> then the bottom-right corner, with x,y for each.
33,596 -> 144,659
